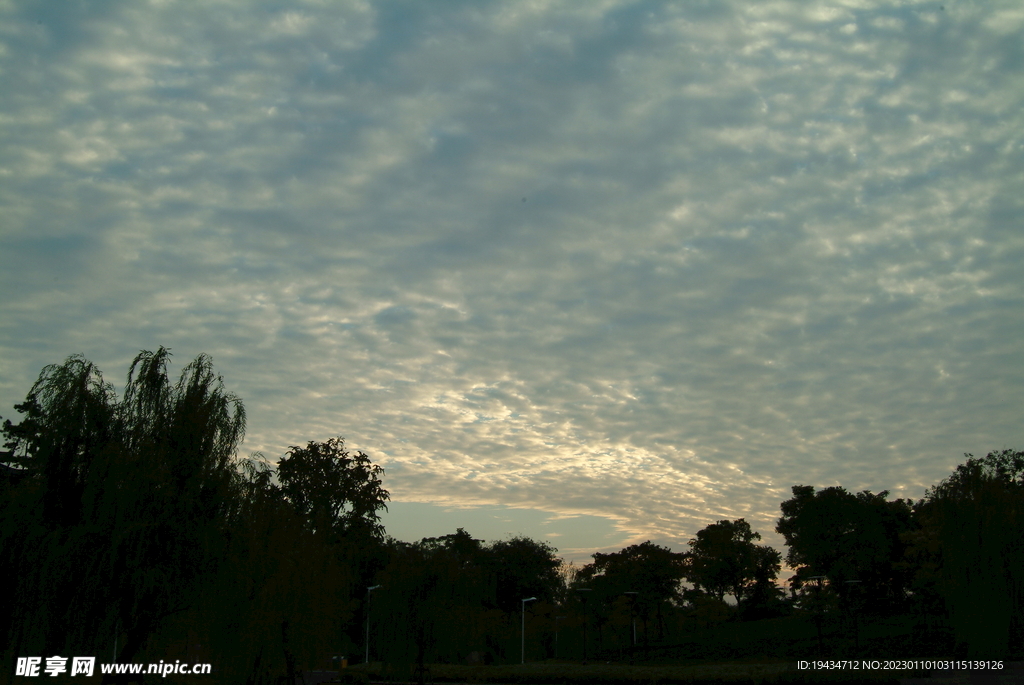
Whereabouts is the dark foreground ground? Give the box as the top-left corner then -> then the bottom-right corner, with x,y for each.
289,612 -> 1022,685
301,659 -> 1024,685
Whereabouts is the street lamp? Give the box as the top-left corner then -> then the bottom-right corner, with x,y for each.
554,616 -> 566,659
521,597 -> 537,664
575,588 -> 593,665
365,585 -> 381,664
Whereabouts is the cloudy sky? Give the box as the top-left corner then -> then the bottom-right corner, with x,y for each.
1,0 -> 1022,567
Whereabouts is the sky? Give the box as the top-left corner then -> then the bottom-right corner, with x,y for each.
1,0 -> 1022,568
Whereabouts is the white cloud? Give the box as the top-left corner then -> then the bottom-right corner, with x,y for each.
1,0 -> 1022,566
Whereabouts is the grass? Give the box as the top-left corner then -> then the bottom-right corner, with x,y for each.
637,613 -> 957,662
335,613 -> 959,684
349,658 -> 912,684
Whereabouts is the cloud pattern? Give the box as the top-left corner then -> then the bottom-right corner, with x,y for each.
1,0 -> 1022,562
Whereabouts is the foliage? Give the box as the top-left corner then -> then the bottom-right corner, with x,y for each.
370,530 -> 565,669
913,449 -> 1024,657
577,541 -> 686,604
487,535 -> 563,614
198,454 -> 359,685
0,350 -> 388,684
273,437 -> 393,659
2,354 -> 117,527
575,541 -> 687,645
373,533 -> 497,677
0,348 -> 244,665
684,518 -> 781,607
3,350 -> 1020,669
680,590 -> 734,630
776,485 -> 914,610
277,436 -> 389,542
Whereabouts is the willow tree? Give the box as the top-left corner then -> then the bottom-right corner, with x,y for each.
0,355 -> 118,662
0,347 -> 245,664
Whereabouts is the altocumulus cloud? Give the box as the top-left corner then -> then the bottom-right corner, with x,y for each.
1,0 -> 1022,563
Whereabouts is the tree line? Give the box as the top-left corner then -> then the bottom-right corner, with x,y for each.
1,349 -> 1020,683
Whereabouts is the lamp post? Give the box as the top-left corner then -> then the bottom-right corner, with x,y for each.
623,592 -> 638,665
554,615 -> 565,659
521,597 -> 537,664
575,588 -> 592,665
365,585 -> 381,664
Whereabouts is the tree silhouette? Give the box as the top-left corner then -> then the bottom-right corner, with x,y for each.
684,519 -> 781,607
576,541 -> 686,645
368,530 -> 566,668
776,485 -> 913,610
914,450 -> 1024,657
196,454 -> 360,685
487,535 -> 563,615
374,531 -> 497,678
2,355 -> 116,528
277,436 -> 389,542
0,348 -> 245,668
